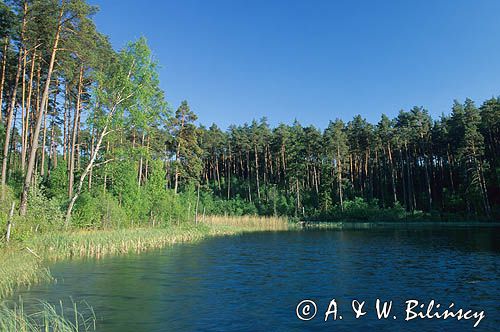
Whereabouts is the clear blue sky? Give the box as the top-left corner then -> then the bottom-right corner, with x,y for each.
89,0 -> 500,129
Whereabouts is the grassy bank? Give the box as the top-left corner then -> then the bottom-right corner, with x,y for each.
0,216 -> 288,331
0,216 -> 289,299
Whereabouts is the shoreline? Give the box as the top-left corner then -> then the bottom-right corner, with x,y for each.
0,217 -> 289,300
1,217 -> 498,299
0,217 -> 497,331
298,221 -> 500,229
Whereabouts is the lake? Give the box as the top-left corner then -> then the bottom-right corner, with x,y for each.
13,225 -> 500,331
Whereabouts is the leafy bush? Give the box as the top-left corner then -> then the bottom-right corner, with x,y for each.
1,185 -> 64,241
72,191 -> 130,229
310,197 -> 418,222
199,193 -> 258,216
44,159 -> 69,200
24,185 -> 64,230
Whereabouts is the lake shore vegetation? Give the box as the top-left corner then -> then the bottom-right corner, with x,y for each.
0,298 -> 96,332
0,218 -> 289,299
0,0 -> 497,300
0,1 -> 496,241
0,1 -> 498,330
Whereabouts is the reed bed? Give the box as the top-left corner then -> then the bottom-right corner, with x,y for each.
0,219 -> 289,299
30,224 -> 220,260
0,218 -> 291,330
203,215 -> 290,231
0,299 -> 95,332
0,249 -> 50,299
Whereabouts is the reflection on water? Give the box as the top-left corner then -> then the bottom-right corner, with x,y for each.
13,226 -> 500,331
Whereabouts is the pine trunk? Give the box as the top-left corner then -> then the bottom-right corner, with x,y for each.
21,51 -> 36,172
0,37 -> 9,122
68,65 -> 83,197
40,98 -> 48,176
19,3 -> 64,215
337,145 -> 343,211
1,42 -> 23,199
387,144 -> 397,205
254,145 -> 260,201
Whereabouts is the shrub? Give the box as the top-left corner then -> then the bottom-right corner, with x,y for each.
72,191 -> 130,229
44,160 -> 69,200
309,197 -> 419,222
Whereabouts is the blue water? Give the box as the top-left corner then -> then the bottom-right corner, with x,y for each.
13,226 -> 500,331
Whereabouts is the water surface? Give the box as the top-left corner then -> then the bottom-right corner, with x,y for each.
14,226 -> 500,331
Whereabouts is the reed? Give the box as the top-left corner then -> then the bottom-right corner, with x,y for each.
29,224 -> 214,260
0,218 -> 291,330
203,215 -> 289,230
0,299 -> 95,332
0,219 -> 289,299
0,249 -> 50,299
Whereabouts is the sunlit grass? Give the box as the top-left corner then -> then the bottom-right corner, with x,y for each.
0,299 -> 95,332
0,249 -> 50,299
0,217 -> 291,330
30,224 -> 218,260
203,215 -> 290,231
0,218 -> 289,299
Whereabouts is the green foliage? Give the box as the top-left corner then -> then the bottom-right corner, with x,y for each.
72,191 -> 130,229
0,184 -> 64,242
21,186 -> 64,236
107,160 -> 142,220
0,185 -> 15,215
200,193 -> 258,216
45,160 -> 68,200
143,160 -> 194,226
312,197 -> 410,222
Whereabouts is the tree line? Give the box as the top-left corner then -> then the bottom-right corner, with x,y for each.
0,0 -> 498,230
194,100 -> 498,219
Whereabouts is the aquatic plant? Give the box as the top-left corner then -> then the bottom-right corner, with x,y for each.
203,215 -> 289,231
0,220 -> 289,299
0,299 -> 95,332
0,249 -> 50,299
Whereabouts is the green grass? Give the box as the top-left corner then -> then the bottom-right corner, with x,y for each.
0,217 -> 289,331
0,249 -> 51,299
203,215 -> 289,230
0,299 -> 96,332
0,219 -> 289,299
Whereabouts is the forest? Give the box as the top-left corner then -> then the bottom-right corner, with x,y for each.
0,0 -> 499,240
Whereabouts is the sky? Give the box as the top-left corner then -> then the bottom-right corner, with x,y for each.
89,0 -> 500,129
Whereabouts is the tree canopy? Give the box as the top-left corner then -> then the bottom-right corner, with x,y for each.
0,0 -> 498,231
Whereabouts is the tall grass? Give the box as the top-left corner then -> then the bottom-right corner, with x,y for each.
0,219 -> 289,299
203,215 -> 290,231
0,299 -> 95,332
0,218 -> 290,330
29,224 -> 234,260
0,249 -> 50,299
